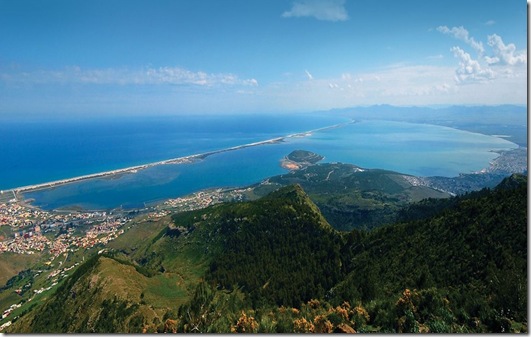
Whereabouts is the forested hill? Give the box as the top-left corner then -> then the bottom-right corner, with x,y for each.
204,184 -> 342,308
7,176 -> 527,333
332,173 -> 527,332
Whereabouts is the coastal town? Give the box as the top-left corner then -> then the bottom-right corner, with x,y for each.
0,183 -> 262,331
157,186 -> 253,213
0,183 -> 260,256
0,199 -> 140,330
0,201 -> 127,256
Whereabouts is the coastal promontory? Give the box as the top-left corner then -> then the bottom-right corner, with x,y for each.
281,150 -> 324,170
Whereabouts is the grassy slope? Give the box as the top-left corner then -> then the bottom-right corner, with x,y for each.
0,252 -> 40,286
6,211 -> 209,332
11,255 -> 155,333
108,214 -> 213,306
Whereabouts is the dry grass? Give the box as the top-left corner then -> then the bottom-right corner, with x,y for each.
0,252 -> 40,286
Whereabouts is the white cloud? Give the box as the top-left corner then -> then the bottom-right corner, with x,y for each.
282,0 -> 348,22
261,62 -> 524,109
437,27 -> 526,87
1,66 -> 258,88
484,20 -> 496,26
305,70 -> 314,80
437,26 -> 484,54
341,73 -> 352,80
3,62 -> 525,115
450,46 -> 494,83
261,65 -> 459,108
486,34 -> 527,65
426,54 -> 444,60
144,67 -> 259,87
245,78 -> 259,86
484,55 -> 500,65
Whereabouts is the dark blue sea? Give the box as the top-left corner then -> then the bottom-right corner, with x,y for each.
1,113 -> 517,210
1,114 -> 344,190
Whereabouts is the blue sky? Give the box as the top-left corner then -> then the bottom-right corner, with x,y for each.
0,0 -> 527,117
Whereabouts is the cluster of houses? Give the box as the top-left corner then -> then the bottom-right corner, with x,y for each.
0,200 -> 131,256
161,187 -> 250,213
2,303 -> 21,320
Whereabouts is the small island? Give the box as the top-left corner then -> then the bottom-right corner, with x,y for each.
280,150 -> 324,170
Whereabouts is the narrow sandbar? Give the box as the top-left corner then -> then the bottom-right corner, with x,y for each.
9,120 -> 355,196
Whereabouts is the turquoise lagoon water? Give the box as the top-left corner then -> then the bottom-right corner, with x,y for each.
21,119 -> 518,211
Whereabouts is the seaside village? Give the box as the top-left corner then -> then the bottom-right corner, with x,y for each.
0,202 -> 126,255
0,185 -> 255,330
0,198 -> 134,330
0,186 -> 252,255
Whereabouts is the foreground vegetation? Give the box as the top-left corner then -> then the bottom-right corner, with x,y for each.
5,175 -> 527,333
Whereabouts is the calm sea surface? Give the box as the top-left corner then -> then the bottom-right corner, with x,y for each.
2,114 -> 517,210
1,114 -> 343,190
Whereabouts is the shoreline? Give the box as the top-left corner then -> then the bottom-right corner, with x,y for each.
8,120 -> 354,196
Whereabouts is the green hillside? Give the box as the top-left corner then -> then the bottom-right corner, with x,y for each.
332,174 -> 527,332
204,185 -> 342,308
6,176 -> 527,333
261,162 -> 450,231
286,149 -> 324,164
7,185 -> 343,332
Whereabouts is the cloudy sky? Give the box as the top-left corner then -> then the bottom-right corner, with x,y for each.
0,0 -> 527,117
